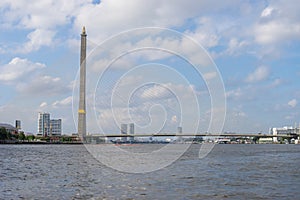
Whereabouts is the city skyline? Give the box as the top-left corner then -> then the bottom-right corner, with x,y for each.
0,0 -> 300,134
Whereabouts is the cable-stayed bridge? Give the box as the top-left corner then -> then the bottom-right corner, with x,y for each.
86,133 -> 298,138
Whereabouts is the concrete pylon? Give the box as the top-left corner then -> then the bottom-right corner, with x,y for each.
78,26 -> 87,141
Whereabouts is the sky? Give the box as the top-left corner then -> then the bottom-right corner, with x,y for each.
0,0 -> 300,135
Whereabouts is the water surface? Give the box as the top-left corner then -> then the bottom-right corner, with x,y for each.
1,144 -> 299,199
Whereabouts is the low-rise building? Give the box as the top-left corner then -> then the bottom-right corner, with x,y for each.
270,126 -> 298,142
0,123 -> 18,135
258,137 -> 273,144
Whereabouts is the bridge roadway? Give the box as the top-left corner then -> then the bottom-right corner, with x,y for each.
86,133 -> 298,138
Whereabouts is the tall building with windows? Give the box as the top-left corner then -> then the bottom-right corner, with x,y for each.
15,120 -> 21,130
119,123 -> 135,142
38,113 -> 62,136
129,123 -> 135,142
121,124 -> 128,142
50,119 -> 62,136
177,126 -> 182,134
38,112 -> 50,136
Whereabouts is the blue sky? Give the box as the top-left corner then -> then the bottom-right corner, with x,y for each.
0,0 -> 299,134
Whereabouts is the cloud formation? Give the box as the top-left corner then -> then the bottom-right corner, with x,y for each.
0,0 -> 299,134
246,66 -> 270,83
0,57 -> 45,82
288,99 -> 297,108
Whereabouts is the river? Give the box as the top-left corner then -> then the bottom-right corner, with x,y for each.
1,144 -> 300,199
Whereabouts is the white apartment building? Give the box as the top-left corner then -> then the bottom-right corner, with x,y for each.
38,113 -> 62,136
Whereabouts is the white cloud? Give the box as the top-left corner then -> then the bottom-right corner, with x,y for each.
261,7 -> 275,18
288,99 -> 297,108
73,0 -> 246,44
171,115 -> 177,123
16,75 -> 71,96
254,21 -> 300,45
203,71 -> 217,80
20,29 -> 56,53
91,81 -> 201,133
234,111 -> 247,117
0,57 -> 72,98
52,96 -> 73,108
226,88 -> 242,100
39,102 -> 47,108
0,0 -> 87,53
225,38 -> 249,56
0,57 -> 45,82
254,2 -> 300,46
140,85 -> 172,100
1,0 -> 299,135
0,0 -> 84,29
74,0 -> 197,42
185,17 -> 220,49
246,66 -> 270,83
1,0 -> 298,57
269,78 -> 283,88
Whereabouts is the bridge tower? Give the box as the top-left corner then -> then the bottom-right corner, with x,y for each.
78,26 -> 87,141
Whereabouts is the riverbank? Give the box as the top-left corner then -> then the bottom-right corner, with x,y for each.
0,140 -> 83,145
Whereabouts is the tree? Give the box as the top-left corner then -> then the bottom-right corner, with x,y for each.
26,135 -> 35,141
0,127 -> 7,140
6,131 -> 12,140
18,132 -> 26,141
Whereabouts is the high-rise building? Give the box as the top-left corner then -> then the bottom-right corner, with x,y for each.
177,126 -> 183,142
77,26 -> 87,141
129,123 -> 135,142
38,112 -> 50,137
177,126 -> 182,134
50,119 -> 62,136
121,124 -> 128,142
15,120 -> 21,130
38,113 -> 62,136
129,123 -> 135,134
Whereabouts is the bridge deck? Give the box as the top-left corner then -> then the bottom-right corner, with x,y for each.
86,133 -> 298,138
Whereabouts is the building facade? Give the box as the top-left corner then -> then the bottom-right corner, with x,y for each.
50,119 -> 62,136
121,123 -> 128,142
270,126 -> 298,142
0,123 -> 18,135
15,120 -> 21,130
38,113 -> 62,136
119,123 -> 135,142
38,112 -> 50,137
129,123 -> 135,142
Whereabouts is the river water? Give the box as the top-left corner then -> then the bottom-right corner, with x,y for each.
1,144 -> 300,199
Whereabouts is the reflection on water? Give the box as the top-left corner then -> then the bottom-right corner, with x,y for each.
1,144 -> 300,199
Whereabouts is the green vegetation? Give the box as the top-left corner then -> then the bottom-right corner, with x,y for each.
61,136 -> 73,142
0,127 -> 7,140
0,129 -> 80,143
26,135 -> 35,141
18,132 -> 25,140
0,127 -> 12,140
